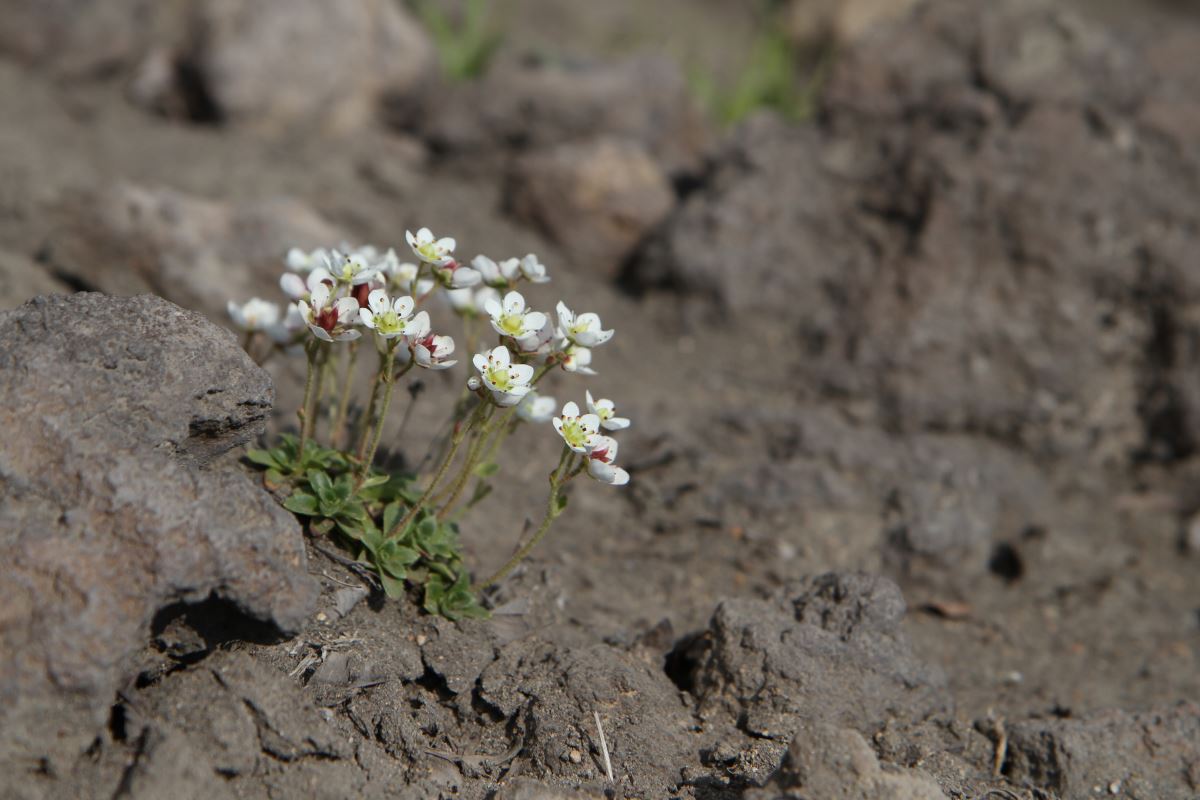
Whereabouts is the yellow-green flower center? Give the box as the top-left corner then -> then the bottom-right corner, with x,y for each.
498,312 -> 526,336
485,365 -> 513,391
375,310 -> 406,336
560,417 -> 591,448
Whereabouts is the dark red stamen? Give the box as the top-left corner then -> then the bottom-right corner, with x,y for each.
315,307 -> 339,332
352,283 -> 371,307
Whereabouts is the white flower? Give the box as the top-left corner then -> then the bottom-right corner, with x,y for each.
586,435 -> 629,486
268,302 -> 306,344
299,283 -> 361,342
406,227 -> 456,266
285,247 -> 330,273
446,286 -> 500,316
472,255 -> 521,287
388,261 -> 435,298
280,267 -> 333,300
516,391 -> 557,423
412,331 -> 457,370
561,344 -> 595,375
585,390 -> 630,430
516,313 -> 556,357
227,298 -> 281,332
552,401 -> 600,453
436,261 -> 481,289
485,291 -> 547,339
556,301 -> 613,347
359,289 -> 417,339
472,345 -> 534,406
328,250 -> 381,286
519,253 -> 550,283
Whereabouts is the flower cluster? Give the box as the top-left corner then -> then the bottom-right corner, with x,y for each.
231,227 -> 632,618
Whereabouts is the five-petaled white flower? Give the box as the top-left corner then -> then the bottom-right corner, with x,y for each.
586,435 -> 629,486
561,344 -> 595,375
552,401 -> 601,453
556,301 -> 614,347
406,227 -> 456,266
486,291 -> 547,340
359,290 -> 418,339
328,250 -> 381,286
519,254 -> 550,284
285,247 -> 330,273
411,331 -> 457,370
280,266 -> 334,300
472,255 -> 521,288
585,390 -> 630,430
300,283 -> 361,342
227,298 -> 281,332
516,391 -> 557,424
472,345 -> 534,407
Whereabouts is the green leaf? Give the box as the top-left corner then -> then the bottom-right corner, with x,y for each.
263,468 -> 288,490
382,501 -> 404,537
465,481 -> 492,510
553,493 -> 569,514
282,492 -> 319,516
358,473 -> 390,490
310,518 -> 335,535
308,469 -> 335,501
246,448 -> 281,469
423,574 -> 448,615
379,572 -> 407,598
473,461 -> 500,478
335,517 -> 367,542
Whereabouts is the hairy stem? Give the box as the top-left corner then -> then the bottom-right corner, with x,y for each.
477,446 -> 573,590
357,341 -> 399,484
331,340 -> 359,449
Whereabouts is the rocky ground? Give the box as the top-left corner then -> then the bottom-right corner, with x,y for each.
2,1 -> 1200,798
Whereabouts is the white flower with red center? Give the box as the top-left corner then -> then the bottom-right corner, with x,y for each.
280,266 -> 334,300
556,301 -> 613,347
516,391 -> 557,423
227,298 -> 281,332
412,331 -> 457,370
552,401 -> 600,453
285,247 -> 330,273
586,435 -> 629,486
359,289 -> 419,340
406,227 -> 456,266
486,291 -> 547,339
561,344 -> 595,375
585,390 -> 630,430
472,345 -> 534,406
300,283 -> 361,342
472,255 -> 521,288
519,253 -> 550,283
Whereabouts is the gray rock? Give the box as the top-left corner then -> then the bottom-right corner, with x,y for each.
410,55 -> 710,177
508,138 -> 675,278
494,778 -> 606,800
1004,703 -> 1200,800
689,573 -> 951,739
185,0 -> 435,132
1,0 -> 434,130
43,182 -> 342,321
747,720 -> 948,799
0,294 -> 317,782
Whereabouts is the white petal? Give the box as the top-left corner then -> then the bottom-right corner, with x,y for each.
436,237 -> 456,252
484,297 -> 503,320
368,289 -> 389,313
580,414 -> 601,434
335,297 -> 360,320
393,296 -> 415,318
561,401 -> 580,418
472,353 -> 488,373
523,311 -> 547,332
604,416 -> 631,431
280,273 -> 306,299
609,467 -> 630,486
309,324 -> 333,342
503,291 -> 524,314
407,310 -> 431,339
359,309 -> 376,328
509,364 -> 535,384
489,345 -> 511,366
556,301 -> 573,329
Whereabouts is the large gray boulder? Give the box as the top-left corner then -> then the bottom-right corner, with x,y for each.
0,293 -> 317,783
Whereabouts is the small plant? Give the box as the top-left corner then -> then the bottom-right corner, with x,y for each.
690,18 -> 829,126
412,0 -> 504,81
228,232 -> 630,619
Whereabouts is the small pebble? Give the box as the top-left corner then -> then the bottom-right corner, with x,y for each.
416,634 -> 428,646
569,749 -> 582,764
1109,780 -> 1121,794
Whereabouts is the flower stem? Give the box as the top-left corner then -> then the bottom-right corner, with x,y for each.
358,341 -> 398,483
435,405 -> 498,519
356,349 -> 387,461
387,400 -> 488,539
297,341 -> 320,461
477,446 -> 574,590
331,340 -> 359,449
